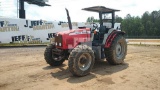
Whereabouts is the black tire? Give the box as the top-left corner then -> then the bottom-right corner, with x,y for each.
44,44 -> 65,66
105,35 -> 127,65
68,45 -> 95,76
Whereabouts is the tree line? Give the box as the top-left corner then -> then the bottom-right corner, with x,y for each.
86,10 -> 160,38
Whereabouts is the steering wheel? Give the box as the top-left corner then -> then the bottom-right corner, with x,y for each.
91,23 -> 98,34
92,23 -> 98,30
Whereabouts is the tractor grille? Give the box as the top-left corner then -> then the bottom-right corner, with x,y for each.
55,34 -> 62,47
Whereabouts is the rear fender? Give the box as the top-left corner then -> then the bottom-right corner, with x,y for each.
104,31 -> 125,48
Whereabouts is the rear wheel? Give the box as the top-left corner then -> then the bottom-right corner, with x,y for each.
68,45 -> 95,76
105,35 -> 127,65
44,44 -> 65,66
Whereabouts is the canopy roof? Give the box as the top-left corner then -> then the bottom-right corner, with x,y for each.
82,6 -> 120,13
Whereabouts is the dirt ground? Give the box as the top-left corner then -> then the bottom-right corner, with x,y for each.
0,45 -> 160,90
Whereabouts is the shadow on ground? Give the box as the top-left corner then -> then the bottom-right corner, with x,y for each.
43,64 -> 66,70
92,60 -> 129,75
43,60 -> 129,83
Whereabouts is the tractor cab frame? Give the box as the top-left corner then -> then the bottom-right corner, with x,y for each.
82,6 -> 120,28
82,6 -> 121,46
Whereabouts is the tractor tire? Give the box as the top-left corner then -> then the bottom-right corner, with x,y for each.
105,35 -> 127,65
44,44 -> 65,66
68,45 -> 95,76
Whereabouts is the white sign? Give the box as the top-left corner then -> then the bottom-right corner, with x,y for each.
0,18 -> 121,44
0,18 -> 87,44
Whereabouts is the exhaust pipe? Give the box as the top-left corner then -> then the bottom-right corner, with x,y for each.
65,8 -> 72,30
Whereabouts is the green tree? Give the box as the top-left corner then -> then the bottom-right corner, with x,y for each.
122,14 -> 145,37
116,15 -> 123,23
86,16 -> 99,23
141,11 -> 150,36
86,17 -> 91,22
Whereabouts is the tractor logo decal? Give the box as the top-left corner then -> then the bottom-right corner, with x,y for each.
69,30 -> 90,35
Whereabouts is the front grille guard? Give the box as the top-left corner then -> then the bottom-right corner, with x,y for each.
55,34 -> 62,47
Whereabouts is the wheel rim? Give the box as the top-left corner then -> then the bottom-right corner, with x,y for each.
52,53 -> 64,61
78,53 -> 92,71
116,43 -> 123,58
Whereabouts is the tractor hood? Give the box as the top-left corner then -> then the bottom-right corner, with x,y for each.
56,28 -> 91,35
54,28 -> 91,49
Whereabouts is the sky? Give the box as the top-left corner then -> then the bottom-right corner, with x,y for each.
0,0 -> 160,22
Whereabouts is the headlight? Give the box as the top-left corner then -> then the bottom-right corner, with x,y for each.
59,43 -> 61,46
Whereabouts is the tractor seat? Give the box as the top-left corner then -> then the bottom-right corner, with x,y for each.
99,26 -> 110,34
92,26 -> 110,46
99,26 -> 109,39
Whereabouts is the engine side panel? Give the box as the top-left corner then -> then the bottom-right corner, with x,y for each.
55,28 -> 91,49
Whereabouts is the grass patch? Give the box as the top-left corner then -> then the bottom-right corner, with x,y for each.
0,43 -> 48,47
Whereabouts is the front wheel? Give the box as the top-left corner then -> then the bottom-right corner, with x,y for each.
68,45 -> 95,76
44,44 -> 65,66
105,35 -> 127,65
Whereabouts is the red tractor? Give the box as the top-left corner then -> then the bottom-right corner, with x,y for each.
44,6 -> 127,76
